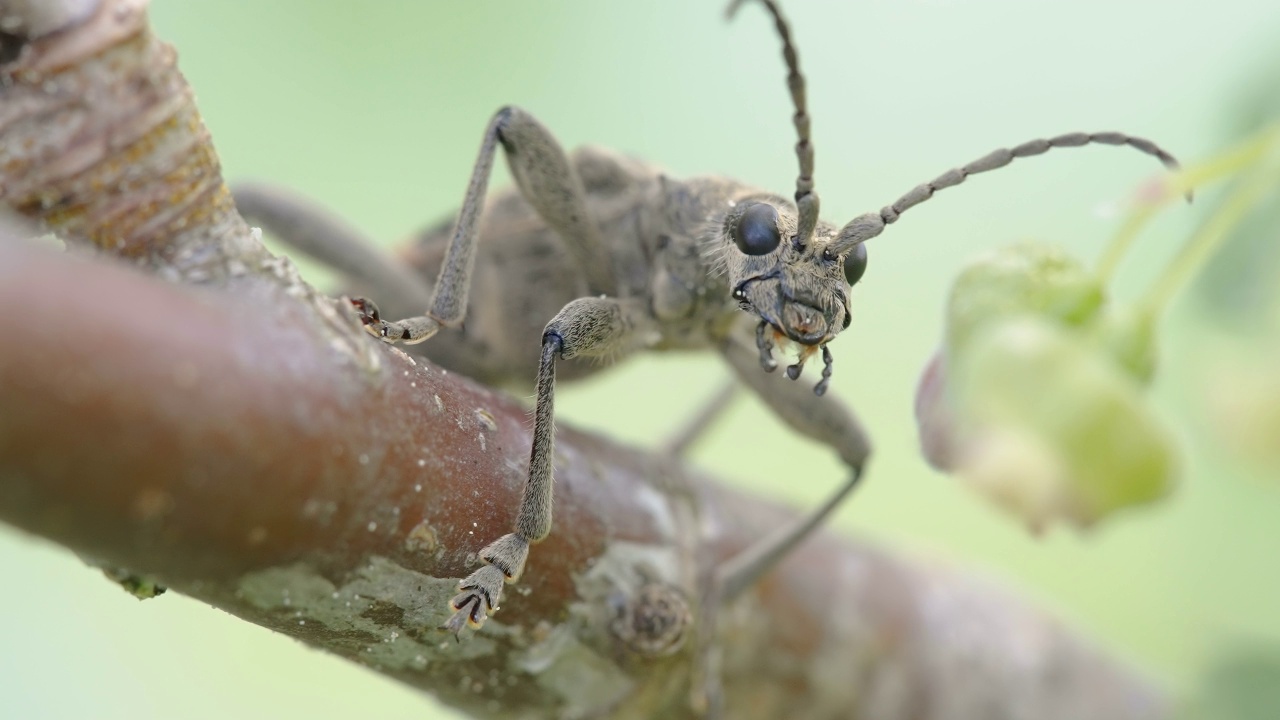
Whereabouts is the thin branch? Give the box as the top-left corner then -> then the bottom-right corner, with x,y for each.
0,2 -> 1168,719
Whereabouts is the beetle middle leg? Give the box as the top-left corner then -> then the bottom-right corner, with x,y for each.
662,382 -> 739,459
683,322 -> 871,719
442,297 -> 658,633
231,182 -> 435,313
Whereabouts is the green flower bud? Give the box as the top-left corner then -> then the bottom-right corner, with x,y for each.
948,317 -> 1178,530
1089,305 -> 1159,384
946,243 -> 1105,357
1205,341 -> 1280,475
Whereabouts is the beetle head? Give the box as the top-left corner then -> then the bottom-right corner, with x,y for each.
720,195 -> 866,356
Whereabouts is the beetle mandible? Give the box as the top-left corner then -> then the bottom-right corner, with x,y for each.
233,0 -> 1180,634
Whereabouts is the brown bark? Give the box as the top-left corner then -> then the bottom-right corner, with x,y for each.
0,2 -> 1168,718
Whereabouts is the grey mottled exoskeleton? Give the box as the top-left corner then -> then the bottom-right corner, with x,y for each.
233,0 -> 1181,636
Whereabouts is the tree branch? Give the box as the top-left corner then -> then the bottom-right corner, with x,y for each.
0,2 -> 1167,718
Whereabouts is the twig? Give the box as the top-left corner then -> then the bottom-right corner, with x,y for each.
0,2 -> 1168,718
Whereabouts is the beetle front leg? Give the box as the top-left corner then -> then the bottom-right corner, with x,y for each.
442,297 -> 656,635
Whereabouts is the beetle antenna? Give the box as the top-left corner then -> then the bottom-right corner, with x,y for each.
727,0 -> 819,245
830,131 -> 1186,255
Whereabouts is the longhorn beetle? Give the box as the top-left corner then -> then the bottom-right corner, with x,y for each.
234,0 -> 1180,635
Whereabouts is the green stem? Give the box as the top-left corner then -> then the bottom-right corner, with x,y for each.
1096,126 -> 1280,284
1139,164 -> 1280,314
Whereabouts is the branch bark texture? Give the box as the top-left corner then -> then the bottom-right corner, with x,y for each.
0,2 -> 1167,718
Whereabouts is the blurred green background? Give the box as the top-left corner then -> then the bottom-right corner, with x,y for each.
3,1 -> 1280,718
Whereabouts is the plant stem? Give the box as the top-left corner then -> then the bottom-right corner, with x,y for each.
1097,126 -> 1279,284
1141,165 -> 1280,314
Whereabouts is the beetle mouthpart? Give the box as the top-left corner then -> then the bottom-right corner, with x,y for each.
782,341 -> 825,382
781,302 -> 828,345
755,320 -> 778,372
350,296 -> 382,325
814,344 -> 834,396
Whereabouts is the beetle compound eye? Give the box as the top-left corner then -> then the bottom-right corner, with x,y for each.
843,242 -> 868,286
732,203 -> 781,256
